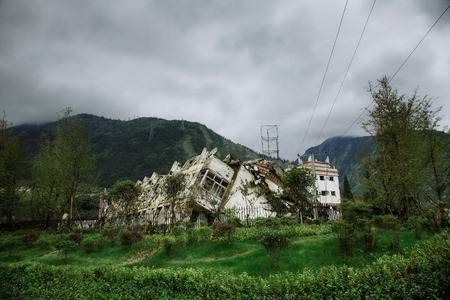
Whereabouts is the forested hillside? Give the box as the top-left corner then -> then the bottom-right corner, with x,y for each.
13,114 -> 292,187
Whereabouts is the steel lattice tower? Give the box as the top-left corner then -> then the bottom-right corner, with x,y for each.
261,125 -> 279,159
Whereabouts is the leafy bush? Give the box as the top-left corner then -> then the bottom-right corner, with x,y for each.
20,232 -> 40,247
213,223 -> 236,246
56,226 -> 71,234
0,235 -> 22,258
186,228 -> 199,244
67,233 -> 84,245
154,224 -> 169,234
197,226 -> 213,243
332,219 -> 355,256
33,234 -> 54,250
131,235 -> 161,254
81,235 -> 108,254
55,240 -> 78,263
225,216 -> 243,228
341,200 -> 374,225
359,219 -> 378,252
120,231 -> 143,247
406,215 -> 426,239
375,215 -> 400,250
100,226 -> 120,239
170,226 -> 185,238
256,227 -> 292,268
162,236 -> 186,256
254,217 -> 282,228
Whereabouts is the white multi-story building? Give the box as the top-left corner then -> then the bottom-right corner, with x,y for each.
299,154 -> 341,205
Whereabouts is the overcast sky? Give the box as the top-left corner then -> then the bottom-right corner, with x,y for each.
1,0 -> 449,160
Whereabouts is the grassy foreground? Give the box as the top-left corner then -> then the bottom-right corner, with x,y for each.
0,225 -> 433,275
0,230 -> 448,299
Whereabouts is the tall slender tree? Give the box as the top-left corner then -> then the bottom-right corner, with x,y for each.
163,173 -> 186,227
362,76 -> 443,219
0,113 -> 26,223
32,108 -> 95,223
342,175 -> 354,200
282,167 -> 315,223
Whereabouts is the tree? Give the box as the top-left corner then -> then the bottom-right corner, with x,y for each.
163,173 -> 186,227
362,76 -> 444,219
32,108 -> 95,222
55,240 -> 78,264
281,167 -> 315,223
256,227 -> 292,268
109,180 -> 142,216
342,175 -> 354,200
31,136 -> 61,220
421,123 -> 449,207
0,112 -> 26,223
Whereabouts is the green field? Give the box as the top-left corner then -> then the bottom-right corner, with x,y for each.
0,224 -> 448,299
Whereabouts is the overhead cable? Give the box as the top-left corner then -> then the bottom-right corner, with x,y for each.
297,0 -> 349,155
315,0 -> 377,145
333,3 -> 450,145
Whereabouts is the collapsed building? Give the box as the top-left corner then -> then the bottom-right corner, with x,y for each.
103,148 -> 340,226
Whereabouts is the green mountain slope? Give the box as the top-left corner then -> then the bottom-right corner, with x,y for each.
14,114 -> 379,194
14,114 -> 282,187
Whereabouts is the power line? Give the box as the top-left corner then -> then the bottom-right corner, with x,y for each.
297,0 -> 349,155
390,4 -> 450,83
332,3 -> 450,146
316,0 -> 377,146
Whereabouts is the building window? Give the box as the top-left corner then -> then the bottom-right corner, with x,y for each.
198,169 -> 229,199
331,191 -> 336,196
319,175 -> 325,181
329,176 -> 334,181
321,191 -> 328,196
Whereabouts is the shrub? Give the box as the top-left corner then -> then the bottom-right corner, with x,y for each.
359,219 -> 378,252
162,236 -> 186,256
197,226 -> 213,243
0,235 -> 22,258
171,226 -> 185,238
131,235 -> 161,254
56,226 -> 71,234
67,233 -> 84,245
33,234 -> 54,250
213,223 -> 236,246
225,216 -> 243,227
406,215 -> 425,239
55,240 -> 78,263
186,228 -> 199,244
254,217 -> 282,228
81,235 -> 108,254
120,231 -> 143,247
332,219 -> 355,256
341,200 -> 374,225
20,232 -> 40,247
154,224 -> 169,234
375,215 -> 400,250
101,226 -> 120,239
256,227 -> 291,268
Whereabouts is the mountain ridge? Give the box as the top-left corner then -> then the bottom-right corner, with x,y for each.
13,114 -> 374,195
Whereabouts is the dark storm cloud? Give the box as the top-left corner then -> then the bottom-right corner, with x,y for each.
0,0 -> 449,160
